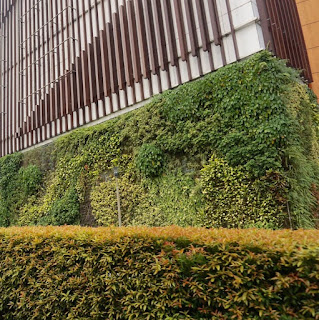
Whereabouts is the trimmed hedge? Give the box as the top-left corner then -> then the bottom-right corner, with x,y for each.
0,227 -> 318,319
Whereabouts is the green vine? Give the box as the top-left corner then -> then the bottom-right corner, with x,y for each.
0,51 -> 318,228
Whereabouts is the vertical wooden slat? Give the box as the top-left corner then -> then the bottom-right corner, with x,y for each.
32,0 -> 38,144
5,1 -> 10,153
127,0 -> 144,101
106,21 -> 117,99
86,0 -> 97,112
92,0 -> 103,103
184,0 -> 198,57
134,0 -> 150,80
225,0 -> 239,61
173,0 -> 188,61
93,36 -> 104,101
113,11 -> 125,91
119,4 -> 133,88
99,0 -> 111,106
162,0 -> 178,66
143,0 -> 159,76
9,1 -> 13,152
41,0 -> 47,140
80,0 -> 90,110
152,0 -> 168,72
0,1 -> 3,156
65,0 -> 73,130
70,0 -> 78,121
74,0 -> 84,115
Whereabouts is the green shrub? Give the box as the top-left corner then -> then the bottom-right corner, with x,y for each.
135,143 -> 165,177
132,170 -> 204,227
201,156 -> 287,228
40,187 -> 80,225
90,173 -> 145,226
19,165 -> 42,196
0,153 -> 23,226
0,226 -> 318,319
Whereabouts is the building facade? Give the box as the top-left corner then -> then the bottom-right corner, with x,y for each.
296,0 -> 319,99
0,0 -> 311,156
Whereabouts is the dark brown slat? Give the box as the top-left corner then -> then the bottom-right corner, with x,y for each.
195,0 -> 210,53
92,0 -> 103,107
281,0 -> 301,70
40,100 -> 44,127
40,0 -> 46,141
9,1 -> 14,152
16,0 -> 21,150
283,0 -> 301,72
56,0 -> 64,133
12,1 -> 17,150
86,0 -> 98,117
127,0 -> 144,100
63,2 -> 70,130
32,0 -> 38,144
5,0 -> 10,152
184,0 -> 199,57
81,49 -> 91,112
47,0 -> 55,138
41,96 -> 45,131
99,0 -> 111,106
162,0 -> 178,66
256,0 -> 274,52
105,21 -> 118,96
207,0 -> 221,46
288,0 -> 312,81
74,0 -> 84,116
93,37 -> 104,101
66,6 -> 73,131
113,12 -> 125,91
44,0 -> 51,134
100,29 -> 111,97
50,87 -> 56,129
276,1 -> 292,61
22,0 -> 28,146
88,43 -> 97,103
0,0 -> 3,155
143,0 -> 159,76
75,56 -> 84,108
196,0 -> 215,70
119,5 -> 133,88
152,0 -> 168,72
134,0 -> 150,80
71,63 -> 78,112
266,0 -> 286,59
34,0 -> 41,143
36,104 -> 40,143
173,0 -> 188,61
70,0 -> 77,120
127,0 -> 142,83
212,0 -> 225,66
225,0 -> 239,60
44,93 -> 49,125
80,0 -> 90,112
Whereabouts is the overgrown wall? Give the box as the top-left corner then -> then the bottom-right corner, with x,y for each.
0,51 -> 318,229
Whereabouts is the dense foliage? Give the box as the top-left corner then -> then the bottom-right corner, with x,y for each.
0,226 -> 318,319
201,156 -> 286,229
0,51 -> 318,228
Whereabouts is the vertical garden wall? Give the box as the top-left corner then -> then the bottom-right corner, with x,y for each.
0,51 -> 318,229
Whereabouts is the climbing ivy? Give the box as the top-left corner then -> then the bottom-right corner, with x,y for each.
0,51 -> 318,228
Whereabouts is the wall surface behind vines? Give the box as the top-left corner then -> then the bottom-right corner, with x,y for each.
0,51 -> 318,229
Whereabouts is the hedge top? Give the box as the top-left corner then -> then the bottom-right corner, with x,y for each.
1,226 -> 318,250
